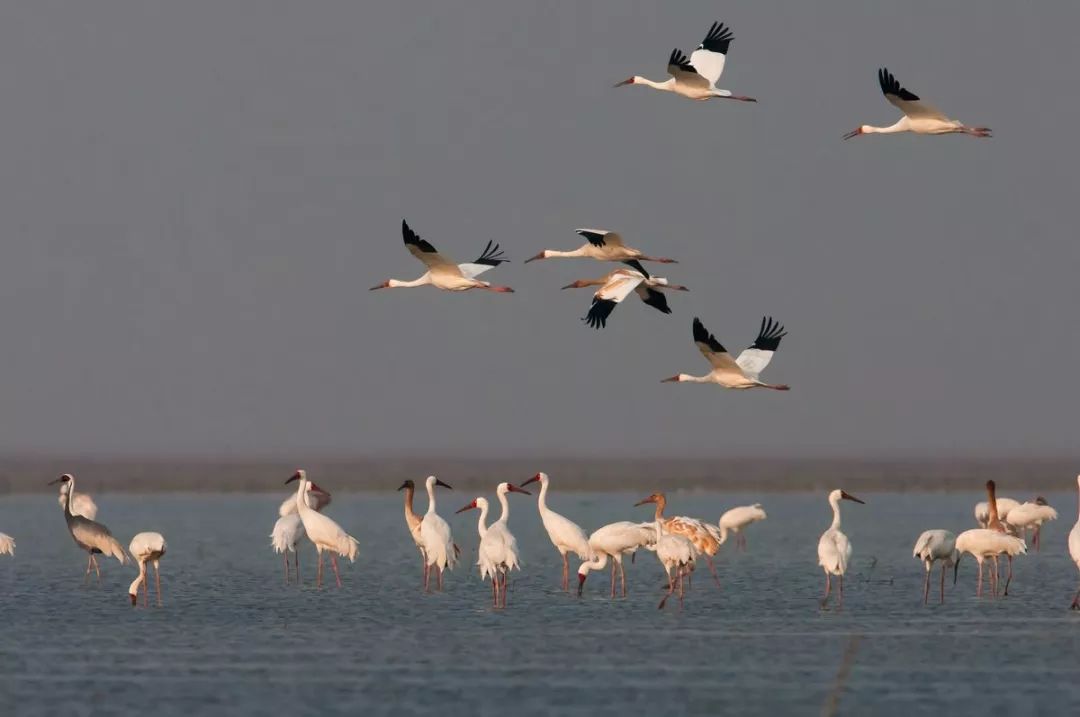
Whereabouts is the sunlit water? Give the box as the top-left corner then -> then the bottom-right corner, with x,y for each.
1,491 -> 1078,716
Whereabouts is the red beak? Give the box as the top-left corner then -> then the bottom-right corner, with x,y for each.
507,485 -> 531,495
455,500 -> 478,514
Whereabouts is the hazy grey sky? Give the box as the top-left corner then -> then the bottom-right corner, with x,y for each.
0,2 -> 1076,460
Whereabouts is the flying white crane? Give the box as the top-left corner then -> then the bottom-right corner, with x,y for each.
817,489 -> 865,609
49,474 -> 127,581
1005,497 -> 1058,552
614,21 -> 756,102
524,229 -> 676,265
561,262 -> 688,329
128,532 -> 167,607
419,476 -> 456,592
912,529 -> 958,605
521,472 -> 591,591
576,521 -> 656,598
717,504 -> 767,551
662,316 -> 790,390
456,482 -> 530,608
0,533 -> 14,556
634,492 -> 723,589
974,496 -> 1020,529
648,516 -> 696,610
270,484 -> 332,584
370,219 -> 514,293
57,480 -> 98,520
284,470 -> 359,588
1069,475 -> 1080,610
843,68 -> 991,139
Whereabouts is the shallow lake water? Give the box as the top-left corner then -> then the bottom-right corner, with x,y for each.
0,490 -> 1078,716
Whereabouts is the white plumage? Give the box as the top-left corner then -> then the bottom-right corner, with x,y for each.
419,476 -> 457,591
1005,498 -> 1058,551
285,470 -> 359,588
561,265 -> 688,330
576,521 -> 656,597
128,532 -> 167,607
524,228 -> 677,265
270,484 -> 331,584
0,533 -> 14,556
522,472 -> 591,591
974,497 -> 1020,528
613,21 -> 756,102
370,220 -> 514,293
457,482 -> 530,608
1068,476 -> 1080,610
955,529 -> 1027,598
843,68 -> 991,139
57,480 -> 98,520
652,519 -> 695,610
717,504 -> 767,550
663,317 -> 790,390
817,489 -> 865,608
912,529 -> 958,605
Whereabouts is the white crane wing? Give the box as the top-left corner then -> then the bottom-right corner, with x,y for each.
401,219 -> 462,276
692,317 -> 743,373
878,68 -> 948,121
688,21 -> 733,89
582,272 -> 645,329
666,49 -> 709,90
458,239 -> 510,279
734,316 -> 788,380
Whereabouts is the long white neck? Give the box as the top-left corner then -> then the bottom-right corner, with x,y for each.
547,248 -> 588,259
477,501 -> 489,537
863,118 -> 908,135
128,562 -> 146,599
1075,477 -> 1079,521
679,373 -> 713,383
717,523 -> 729,545
536,477 -> 550,515
389,275 -> 432,288
829,494 -> 843,531
64,478 -> 75,518
637,76 -> 675,92
578,550 -> 608,578
294,477 -> 311,515
425,480 -> 437,515
497,490 -> 511,524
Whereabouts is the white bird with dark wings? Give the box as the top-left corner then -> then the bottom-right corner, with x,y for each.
614,21 -> 756,102
663,317 -> 790,390
524,229 -> 676,264
561,260 -> 688,329
370,219 -> 514,292
843,68 -> 991,139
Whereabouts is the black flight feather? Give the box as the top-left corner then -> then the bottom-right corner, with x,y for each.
698,22 -> 734,55
401,219 -> 438,254
692,317 -> 727,353
878,68 -> 920,102
583,298 -> 617,329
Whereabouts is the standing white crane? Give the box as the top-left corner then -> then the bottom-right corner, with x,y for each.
456,482 -> 530,608
843,68 -> 991,139
524,229 -> 677,265
613,21 -> 756,102
370,219 -> 514,293
647,516 -> 696,610
49,474 -> 127,581
576,521 -> 656,598
0,533 -> 14,556
717,504 -> 767,550
270,483 -> 332,584
912,529 -> 958,605
817,489 -> 865,609
1005,497 -> 1058,552
1069,475 -> 1080,610
662,317 -> 790,390
419,476 -> 456,592
57,480 -> 98,520
128,532 -> 167,607
284,470 -> 359,588
521,472 -> 591,591
955,481 -> 1027,597
634,492 -> 723,588
561,263 -> 688,329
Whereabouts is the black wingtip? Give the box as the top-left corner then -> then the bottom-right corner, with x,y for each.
622,259 -> 650,278
640,288 -> 672,315
877,67 -> 919,101
749,315 -> 788,351
582,298 -> 617,329
699,21 -> 734,54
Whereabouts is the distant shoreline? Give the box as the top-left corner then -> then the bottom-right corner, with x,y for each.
1,457 -> 1077,494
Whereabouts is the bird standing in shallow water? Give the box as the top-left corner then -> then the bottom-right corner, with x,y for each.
818,489 -> 865,609
49,474 -> 127,582
128,532 -> 167,607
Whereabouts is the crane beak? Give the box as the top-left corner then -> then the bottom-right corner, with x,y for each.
668,285 -> 689,292
842,127 -> 863,140
129,593 -> 137,607
560,281 -> 583,290
521,474 -> 541,487
369,280 -> 391,290
435,479 -> 453,490
455,500 -> 478,514
396,481 -> 410,492
47,478 -> 64,485
284,472 -> 301,485
577,572 -> 587,596
507,485 -> 531,495
633,496 -> 656,507
953,557 -> 961,584
840,491 -> 865,504
523,252 -> 546,264
660,375 -> 681,383
614,77 -> 634,88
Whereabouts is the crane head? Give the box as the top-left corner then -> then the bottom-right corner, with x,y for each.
48,474 -> 73,485
455,499 -> 479,514
634,493 -> 663,507
839,490 -> 865,504
521,472 -> 546,488
284,470 -> 305,485
397,480 -> 415,492
842,126 -> 866,140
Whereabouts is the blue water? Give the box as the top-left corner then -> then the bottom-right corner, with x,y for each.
0,490 -> 1078,716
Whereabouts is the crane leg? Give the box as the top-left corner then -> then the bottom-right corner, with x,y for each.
143,569 -> 149,607
84,554 -> 93,584
989,558 -> 998,598
939,563 -> 946,604
330,554 -> 342,588
619,559 -> 627,598
561,553 -> 569,592
316,550 -> 324,588
923,567 -> 931,606
976,560 -> 983,597
153,561 -> 162,607
678,567 -> 686,608
437,566 -> 444,592
423,561 -> 430,593
822,572 -> 832,606
704,555 -> 722,590
283,553 -> 290,584
92,555 -> 101,582
490,576 -> 497,606
609,559 -> 616,599
838,575 -> 844,610
1004,556 -> 1013,596
658,569 -> 676,610
295,551 -> 300,586
1071,585 -> 1080,610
